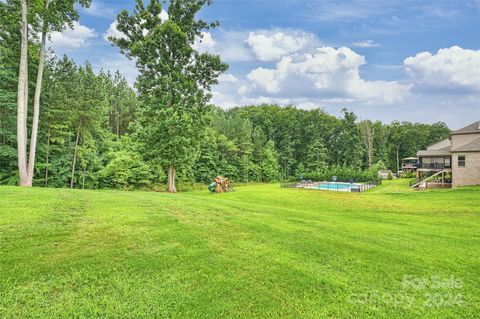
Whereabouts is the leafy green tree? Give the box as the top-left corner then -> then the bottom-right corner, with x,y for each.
99,137 -> 152,190
8,0 -> 91,186
331,109 -> 364,168
0,1 -> 40,184
252,126 -> 267,163
231,116 -> 254,182
305,137 -> 328,173
112,0 -> 228,192
70,63 -> 108,188
216,134 -> 238,180
103,71 -> 138,137
0,29 -> 18,184
194,127 -> 218,183
39,56 -> 77,187
260,140 -> 280,182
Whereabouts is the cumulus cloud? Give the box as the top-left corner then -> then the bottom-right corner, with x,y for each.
218,73 -> 239,83
191,29 -> 319,63
159,10 -> 169,22
246,30 -> 319,61
352,40 -> 380,48
104,20 -> 125,42
82,2 -> 117,18
193,32 -> 216,52
246,46 -> 410,104
95,54 -> 138,86
211,91 -> 240,108
404,46 -> 480,93
48,22 -> 97,49
193,30 -> 254,62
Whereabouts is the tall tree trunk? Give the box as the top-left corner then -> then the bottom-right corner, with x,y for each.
367,127 -> 373,169
361,122 -> 374,169
45,126 -> 50,187
27,0 -> 50,184
70,126 -> 81,189
167,165 -> 176,193
116,111 -> 120,136
2,108 -> 6,144
82,166 -> 87,189
396,145 -> 400,173
17,0 -> 29,186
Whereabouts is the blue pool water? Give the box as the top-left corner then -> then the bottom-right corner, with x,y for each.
312,182 -> 357,191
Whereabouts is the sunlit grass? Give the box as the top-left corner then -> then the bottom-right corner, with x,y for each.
1,180 -> 479,318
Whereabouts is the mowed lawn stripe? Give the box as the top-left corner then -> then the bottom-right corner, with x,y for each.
0,180 -> 479,318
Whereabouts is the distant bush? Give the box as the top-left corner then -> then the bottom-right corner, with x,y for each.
292,165 -> 380,183
99,150 -> 153,190
402,171 -> 414,179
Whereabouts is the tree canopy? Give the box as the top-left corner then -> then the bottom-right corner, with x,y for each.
0,0 -> 452,191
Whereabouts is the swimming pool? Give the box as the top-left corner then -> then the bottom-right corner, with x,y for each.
310,182 -> 360,192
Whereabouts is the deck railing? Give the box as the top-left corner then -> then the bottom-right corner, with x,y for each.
409,179 -> 420,187
417,163 -> 451,170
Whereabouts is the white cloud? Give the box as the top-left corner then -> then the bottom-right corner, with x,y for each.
246,30 -> 318,61
247,67 -> 280,93
352,40 -> 380,48
197,30 -> 254,62
104,21 -> 125,42
82,2 -> 117,18
218,73 -> 239,83
94,54 -> 138,86
240,96 -> 292,106
191,29 -> 320,63
238,85 -> 250,95
193,32 -> 216,52
404,46 -> 480,93
211,91 -> 240,108
246,46 -> 410,104
48,22 -> 97,50
159,10 -> 169,22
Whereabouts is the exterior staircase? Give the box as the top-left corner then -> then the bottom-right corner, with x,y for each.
409,169 -> 450,189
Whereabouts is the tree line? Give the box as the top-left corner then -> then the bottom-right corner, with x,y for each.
0,0 -> 450,191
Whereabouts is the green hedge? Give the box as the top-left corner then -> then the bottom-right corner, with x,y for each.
292,165 -> 381,183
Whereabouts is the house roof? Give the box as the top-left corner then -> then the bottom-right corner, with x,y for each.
451,137 -> 480,152
402,157 -> 418,160
417,149 -> 452,157
416,121 -> 480,157
426,138 -> 451,151
452,121 -> 480,135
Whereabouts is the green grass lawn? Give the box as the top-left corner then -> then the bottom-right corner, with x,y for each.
1,180 -> 479,318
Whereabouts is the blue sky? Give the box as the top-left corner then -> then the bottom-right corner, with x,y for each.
48,0 -> 480,129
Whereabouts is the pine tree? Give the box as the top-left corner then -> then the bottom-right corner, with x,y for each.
70,63 -> 108,188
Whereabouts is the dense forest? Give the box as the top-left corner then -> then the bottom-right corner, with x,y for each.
0,0 -> 450,191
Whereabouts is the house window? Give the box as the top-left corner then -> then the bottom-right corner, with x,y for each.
458,156 -> 466,167
445,157 -> 451,168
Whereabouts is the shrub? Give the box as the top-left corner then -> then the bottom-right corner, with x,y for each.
293,165 -> 379,183
99,150 -> 153,190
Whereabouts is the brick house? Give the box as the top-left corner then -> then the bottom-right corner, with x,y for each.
414,121 -> 480,188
